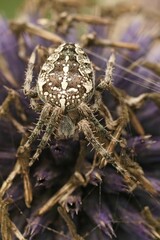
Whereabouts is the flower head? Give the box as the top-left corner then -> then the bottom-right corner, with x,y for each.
0,1 -> 160,240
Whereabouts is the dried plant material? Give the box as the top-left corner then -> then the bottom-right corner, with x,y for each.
17,135 -> 32,208
0,55 -> 18,88
0,197 -> 26,240
23,0 -> 88,14
10,21 -> 64,44
0,87 -> 26,133
58,206 -> 85,240
128,108 -> 145,136
142,61 -> 160,76
142,206 -> 160,239
0,198 -> 12,240
0,162 -> 21,198
55,12 -> 112,33
81,32 -> 140,51
119,153 -> 157,194
101,2 -> 141,18
125,92 -> 160,108
37,171 -> 87,215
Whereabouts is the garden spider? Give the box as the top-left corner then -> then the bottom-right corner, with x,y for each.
16,42 -> 129,213
22,42 -> 119,168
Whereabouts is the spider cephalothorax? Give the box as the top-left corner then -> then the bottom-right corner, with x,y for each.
37,43 -> 95,110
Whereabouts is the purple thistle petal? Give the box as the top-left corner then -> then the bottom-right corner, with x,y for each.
49,139 -> 79,166
127,136 -> 160,163
83,192 -> 116,238
0,18 -> 26,86
102,167 -> 127,193
117,198 -> 155,240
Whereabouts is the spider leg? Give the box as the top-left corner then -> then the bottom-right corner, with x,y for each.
95,52 -> 127,129
97,52 -> 115,91
30,97 -> 43,112
82,104 -> 129,167
30,106 -> 63,165
92,90 -> 119,130
23,45 -> 48,98
78,102 -> 112,140
78,119 -> 113,167
78,101 -> 128,153
97,52 -> 124,102
78,118 -> 132,179
94,52 -> 130,147
16,103 -> 52,203
97,53 -> 160,136
24,103 -> 52,150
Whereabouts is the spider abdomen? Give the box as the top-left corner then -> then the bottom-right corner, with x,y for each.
37,43 -> 95,110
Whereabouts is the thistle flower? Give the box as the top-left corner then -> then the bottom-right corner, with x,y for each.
0,1 -> 160,240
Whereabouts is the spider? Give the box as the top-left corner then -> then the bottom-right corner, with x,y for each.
18,42 -> 135,215
23,42 -> 120,167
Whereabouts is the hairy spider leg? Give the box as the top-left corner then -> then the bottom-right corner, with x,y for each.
96,53 -> 130,168
23,46 -> 39,97
92,91 -> 119,130
23,45 -> 48,98
24,103 -> 52,150
97,52 -> 115,91
78,119 -> 113,167
73,54 -> 116,168
78,102 -> 112,140
97,52 -> 123,101
96,52 -> 122,124
29,106 -> 63,166
78,99 -> 128,169
77,53 -> 128,168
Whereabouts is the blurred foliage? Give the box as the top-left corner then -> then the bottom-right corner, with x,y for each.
0,0 -> 23,18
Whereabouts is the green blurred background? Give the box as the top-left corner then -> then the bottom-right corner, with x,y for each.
0,0 -> 23,18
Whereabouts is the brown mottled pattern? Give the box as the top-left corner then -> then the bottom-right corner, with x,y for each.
37,43 -> 95,110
